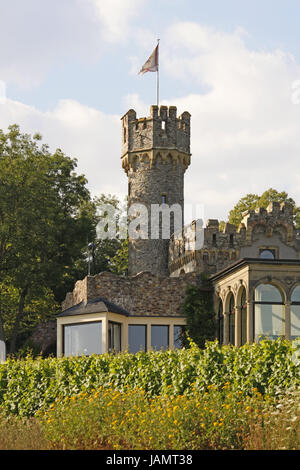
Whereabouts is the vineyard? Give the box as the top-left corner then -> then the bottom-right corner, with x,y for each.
0,339 -> 299,450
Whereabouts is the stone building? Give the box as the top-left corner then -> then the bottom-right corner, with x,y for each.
57,105 -> 300,357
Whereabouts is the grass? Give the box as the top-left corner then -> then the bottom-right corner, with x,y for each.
0,383 -> 299,450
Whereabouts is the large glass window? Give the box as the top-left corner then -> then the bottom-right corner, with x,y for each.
228,294 -> 235,345
291,286 -> 300,341
64,321 -> 102,357
128,325 -> 147,353
240,289 -> 247,346
174,325 -> 185,349
151,325 -> 169,351
254,284 -> 284,341
108,322 -> 121,353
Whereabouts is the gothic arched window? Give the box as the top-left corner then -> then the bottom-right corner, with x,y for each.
254,284 -> 284,342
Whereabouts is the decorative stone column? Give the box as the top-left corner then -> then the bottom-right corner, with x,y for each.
235,306 -> 242,347
285,301 -> 291,340
247,301 -> 254,343
223,312 -> 230,345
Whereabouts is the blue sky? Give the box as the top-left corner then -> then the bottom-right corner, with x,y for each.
1,0 -> 300,222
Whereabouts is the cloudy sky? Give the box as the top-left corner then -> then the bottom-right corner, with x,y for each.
1,0 -> 300,223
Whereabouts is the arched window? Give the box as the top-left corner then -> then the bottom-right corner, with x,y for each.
259,249 -> 275,260
228,294 -> 235,345
254,284 -> 284,342
291,286 -> 300,340
240,288 -> 247,345
217,300 -> 224,345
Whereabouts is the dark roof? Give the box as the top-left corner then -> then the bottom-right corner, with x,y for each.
57,296 -> 130,318
210,257 -> 300,282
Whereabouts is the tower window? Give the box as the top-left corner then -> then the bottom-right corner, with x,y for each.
123,127 -> 127,143
161,194 -> 167,204
128,182 -> 131,196
230,234 -> 234,247
161,120 -> 166,130
212,234 -> 217,246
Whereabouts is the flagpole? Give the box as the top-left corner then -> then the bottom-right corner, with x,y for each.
157,39 -> 160,106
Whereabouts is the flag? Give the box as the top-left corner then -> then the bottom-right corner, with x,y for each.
138,43 -> 159,75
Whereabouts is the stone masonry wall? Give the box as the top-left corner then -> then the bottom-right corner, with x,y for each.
62,271 -> 199,317
121,105 -> 192,278
169,202 -> 300,276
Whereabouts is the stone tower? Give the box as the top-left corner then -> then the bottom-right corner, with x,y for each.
121,105 -> 191,276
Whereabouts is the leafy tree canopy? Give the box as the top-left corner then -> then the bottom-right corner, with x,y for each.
0,125 -> 95,352
181,275 -> 216,349
228,188 -> 300,228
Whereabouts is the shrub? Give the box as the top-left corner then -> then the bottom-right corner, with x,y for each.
0,339 -> 298,417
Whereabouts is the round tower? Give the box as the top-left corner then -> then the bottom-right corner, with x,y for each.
121,105 -> 191,276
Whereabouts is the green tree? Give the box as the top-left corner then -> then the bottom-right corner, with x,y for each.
181,275 -> 216,349
228,193 -> 260,227
110,238 -> 128,275
0,125 -> 95,352
228,188 -> 300,228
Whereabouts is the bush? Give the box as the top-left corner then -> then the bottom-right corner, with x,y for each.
0,339 -> 298,417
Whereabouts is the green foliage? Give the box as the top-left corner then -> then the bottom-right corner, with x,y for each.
0,125 -> 96,351
0,339 -> 298,418
228,188 -> 300,228
110,238 -> 128,275
181,276 -> 216,348
0,280 -> 59,349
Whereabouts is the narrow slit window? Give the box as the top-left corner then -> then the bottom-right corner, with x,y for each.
161,194 -> 167,204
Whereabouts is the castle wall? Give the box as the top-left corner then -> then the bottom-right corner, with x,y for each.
169,202 -> 300,277
62,271 -> 198,317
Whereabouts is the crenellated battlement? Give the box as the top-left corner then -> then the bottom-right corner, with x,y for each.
241,202 -> 294,226
121,105 -> 191,174
168,201 -> 299,277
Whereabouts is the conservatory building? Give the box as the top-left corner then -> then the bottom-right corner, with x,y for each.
211,258 -> 300,346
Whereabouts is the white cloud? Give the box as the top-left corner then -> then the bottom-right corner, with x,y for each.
0,0 -> 105,89
2,20 -> 300,224
86,0 -> 146,43
0,98 -> 126,200
157,22 -> 300,221
0,0 -> 146,89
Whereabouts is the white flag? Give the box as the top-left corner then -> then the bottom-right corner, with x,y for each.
138,44 -> 159,75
